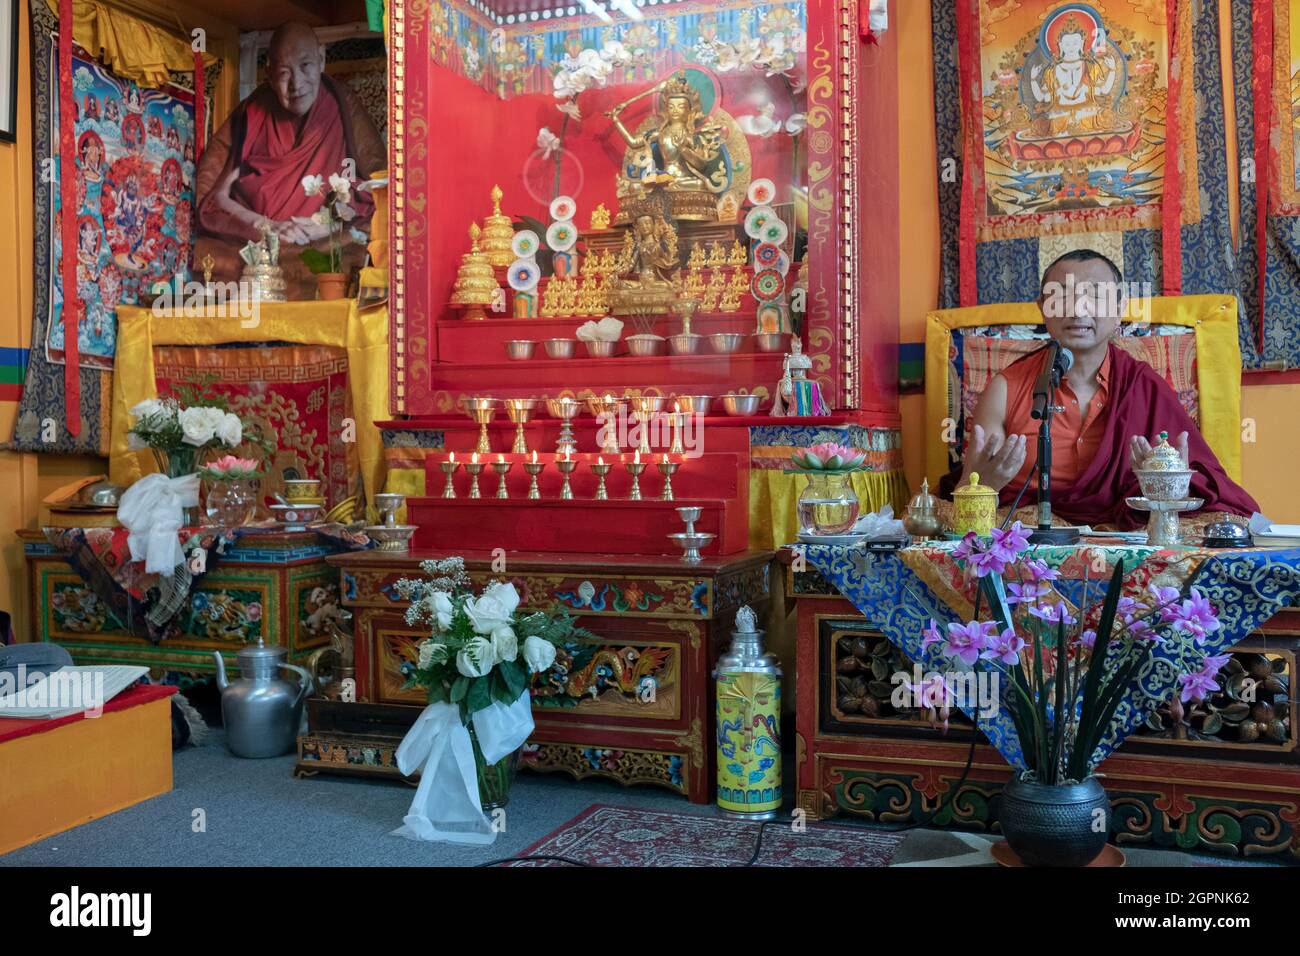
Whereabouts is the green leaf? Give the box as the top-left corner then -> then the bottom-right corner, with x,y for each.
467,677 -> 492,714
498,658 -> 527,699
298,248 -> 333,275
1068,558 -> 1125,779
426,681 -> 449,705
450,675 -> 470,704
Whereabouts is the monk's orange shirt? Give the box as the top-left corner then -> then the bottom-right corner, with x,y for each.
1002,347 -> 1111,490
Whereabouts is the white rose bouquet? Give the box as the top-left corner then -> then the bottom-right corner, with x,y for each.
127,382 -> 271,479
394,557 -> 595,721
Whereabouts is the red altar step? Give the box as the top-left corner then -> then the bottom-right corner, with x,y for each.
409,497 -> 739,555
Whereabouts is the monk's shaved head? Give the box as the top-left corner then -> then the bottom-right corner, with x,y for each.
266,22 -> 325,117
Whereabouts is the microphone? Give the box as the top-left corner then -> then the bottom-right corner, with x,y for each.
1030,342 -> 1074,420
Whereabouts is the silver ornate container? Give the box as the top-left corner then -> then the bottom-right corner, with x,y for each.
214,638 -> 315,758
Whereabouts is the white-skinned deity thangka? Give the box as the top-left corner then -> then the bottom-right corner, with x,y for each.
932,0 -> 1235,316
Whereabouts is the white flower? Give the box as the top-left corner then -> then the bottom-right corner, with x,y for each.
537,126 -> 561,158
178,406 -> 225,447
522,634 -> 557,674
456,637 -> 496,678
553,69 -> 583,99
417,640 -> 447,669
557,99 -> 581,121
429,591 -> 455,631
464,581 -> 520,635
215,412 -> 242,447
301,174 -> 324,197
328,173 -> 352,199
785,112 -> 807,135
130,398 -> 168,421
127,432 -> 147,450
490,625 -> 518,663
600,40 -> 630,67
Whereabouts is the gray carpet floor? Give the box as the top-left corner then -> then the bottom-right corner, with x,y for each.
0,730 -> 1283,867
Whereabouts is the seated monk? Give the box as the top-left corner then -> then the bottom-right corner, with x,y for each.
195,22 -> 386,300
939,249 -> 1259,531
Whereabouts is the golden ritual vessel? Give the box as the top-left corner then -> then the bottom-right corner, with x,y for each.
480,185 -> 515,269
449,222 -> 498,320
952,472 -> 997,537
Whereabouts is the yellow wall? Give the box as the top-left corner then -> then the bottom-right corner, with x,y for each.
893,0 -> 1297,524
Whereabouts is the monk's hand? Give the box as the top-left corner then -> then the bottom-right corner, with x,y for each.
272,219 -> 313,245
964,424 -> 1027,492
289,216 -> 331,243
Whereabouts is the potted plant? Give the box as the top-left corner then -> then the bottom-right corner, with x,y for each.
919,524 -> 1226,866
298,171 -> 357,300
393,558 -> 595,812
788,442 -> 867,536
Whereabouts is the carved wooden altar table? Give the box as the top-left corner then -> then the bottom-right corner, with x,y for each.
304,548 -> 773,803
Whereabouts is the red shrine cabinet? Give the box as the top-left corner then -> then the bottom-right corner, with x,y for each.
386,0 -> 898,414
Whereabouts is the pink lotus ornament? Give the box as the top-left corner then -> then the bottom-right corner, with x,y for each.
790,442 -> 867,472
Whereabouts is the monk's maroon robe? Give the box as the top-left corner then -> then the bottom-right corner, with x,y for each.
940,343 -> 1259,529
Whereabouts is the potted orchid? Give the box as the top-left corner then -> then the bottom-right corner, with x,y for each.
789,442 -> 867,536
198,455 -> 261,527
299,171 -> 357,299
393,557 -> 595,811
918,523 -> 1226,865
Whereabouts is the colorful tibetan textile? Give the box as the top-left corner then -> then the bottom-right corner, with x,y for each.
153,344 -> 360,509
932,0 -> 1235,310
8,0 -> 202,454
799,543 -> 1300,770
1231,0 -> 1300,368
45,526 -> 237,644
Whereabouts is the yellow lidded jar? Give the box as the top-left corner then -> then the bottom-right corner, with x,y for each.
952,472 -> 997,537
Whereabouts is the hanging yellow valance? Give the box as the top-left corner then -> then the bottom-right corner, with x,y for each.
46,0 -> 215,88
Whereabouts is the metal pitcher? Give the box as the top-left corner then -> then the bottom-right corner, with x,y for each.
213,638 -> 315,758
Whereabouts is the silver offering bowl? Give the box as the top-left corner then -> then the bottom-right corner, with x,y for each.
543,338 -> 578,359
752,332 -> 787,353
709,333 -> 744,354
625,335 -> 666,357
366,524 -> 417,553
583,339 -> 618,358
545,396 -> 583,456
720,393 -> 762,416
668,333 -> 704,356
505,340 -> 536,361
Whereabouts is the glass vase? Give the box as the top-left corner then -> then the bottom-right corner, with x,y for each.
797,472 -> 861,535
204,478 -> 258,527
153,447 -> 200,527
469,723 -> 521,811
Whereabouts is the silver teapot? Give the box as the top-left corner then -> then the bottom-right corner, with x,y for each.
213,638 -> 315,758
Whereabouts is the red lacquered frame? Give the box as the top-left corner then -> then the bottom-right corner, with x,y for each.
385,0 -> 900,423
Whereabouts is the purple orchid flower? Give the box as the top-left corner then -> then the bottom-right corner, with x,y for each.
980,627 -> 1026,665
921,619 -> 945,653
1075,628 -> 1098,651
904,672 -> 956,709
952,532 -> 980,562
1177,668 -> 1221,703
1149,583 -> 1181,613
1028,602 -> 1077,626
1021,558 -> 1060,583
1200,653 -> 1232,677
990,521 -> 1032,559
966,547 -> 1009,579
944,620 -> 994,666
1125,616 -> 1161,642
1116,596 -> 1148,619
1006,581 -> 1049,605
1169,589 -> 1221,643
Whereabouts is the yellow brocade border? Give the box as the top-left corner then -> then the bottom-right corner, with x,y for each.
44,0 -> 217,87
109,301 -> 390,502
1273,0 -> 1300,210
923,295 -> 1243,489
748,468 -> 909,550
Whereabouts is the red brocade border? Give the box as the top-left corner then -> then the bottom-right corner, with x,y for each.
58,0 -> 80,435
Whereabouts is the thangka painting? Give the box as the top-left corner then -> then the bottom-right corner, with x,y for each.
933,0 -> 1234,309
1230,0 -> 1300,369
9,0 -> 199,454
47,48 -> 196,369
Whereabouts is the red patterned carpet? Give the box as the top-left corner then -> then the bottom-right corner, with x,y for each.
516,804 -> 905,867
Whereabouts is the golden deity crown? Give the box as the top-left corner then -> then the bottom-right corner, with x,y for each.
659,72 -> 703,114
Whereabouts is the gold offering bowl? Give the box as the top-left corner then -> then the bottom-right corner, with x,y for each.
546,397 -> 583,457
465,397 -> 500,455
283,479 -> 323,502
504,398 -> 539,455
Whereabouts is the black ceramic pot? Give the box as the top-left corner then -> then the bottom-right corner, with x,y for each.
999,775 -> 1110,867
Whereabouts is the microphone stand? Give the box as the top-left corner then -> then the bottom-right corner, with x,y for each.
1028,361 -> 1080,546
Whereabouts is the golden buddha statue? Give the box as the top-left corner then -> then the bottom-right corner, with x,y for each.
480,185 -> 514,269
608,203 -> 682,316
729,240 -> 748,266
590,203 -> 611,230
607,72 -> 739,223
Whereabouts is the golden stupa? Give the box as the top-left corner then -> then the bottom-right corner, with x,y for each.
480,185 -> 515,269
450,222 -> 497,320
